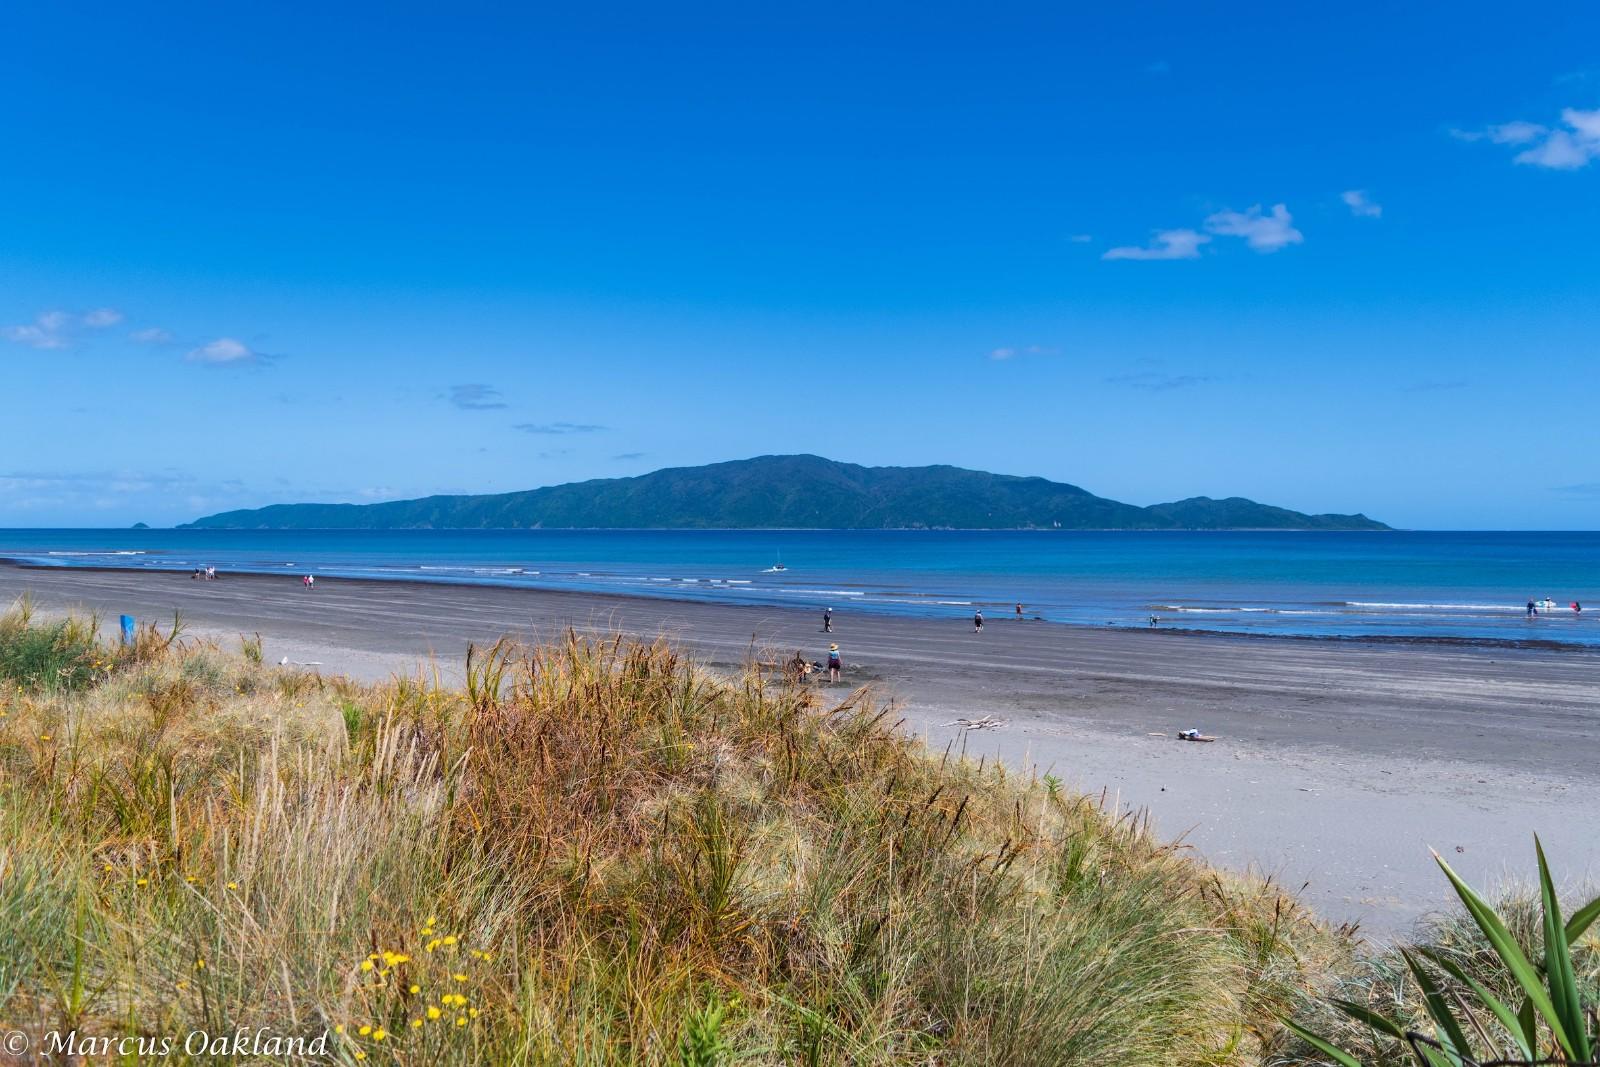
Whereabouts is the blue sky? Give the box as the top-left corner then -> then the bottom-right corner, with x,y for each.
2,1 -> 1597,528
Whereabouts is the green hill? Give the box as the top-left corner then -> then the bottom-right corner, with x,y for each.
181,455 -> 1389,531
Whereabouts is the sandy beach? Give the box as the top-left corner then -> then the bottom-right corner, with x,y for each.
5,561 -> 1597,938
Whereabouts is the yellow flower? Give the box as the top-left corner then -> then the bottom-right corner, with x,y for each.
135,878 -> 148,887
468,1008 -> 480,1018
427,1007 -> 441,1020
441,935 -> 457,946
408,984 -> 420,994
360,960 -> 375,972
372,1028 -> 387,1041
353,1053 -> 365,1062
425,938 -> 441,952
334,1026 -> 344,1034
194,959 -> 206,971
426,915 -> 437,925
39,734 -> 51,741
452,973 -> 466,982
226,881 -> 238,890
410,1019 -> 424,1030
455,1017 -> 466,1027
185,875 -> 197,883
357,1025 -> 371,1036
103,863 -> 113,873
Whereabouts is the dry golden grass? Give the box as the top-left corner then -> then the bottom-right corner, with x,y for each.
0,607 -> 1352,1065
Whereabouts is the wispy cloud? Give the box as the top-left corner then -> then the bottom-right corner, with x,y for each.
130,326 -> 174,344
3,310 -> 72,349
1203,203 -> 1303,252
1102,228 -> 1210,261
1104,372 -> 1215,391
186,337 -> 269,366
1341,189 -> 1382,218
612,452 -> 648,461
3,308 -> 130,349
446,383 -> 507,410
1550,483 -> 1600,499
1455,108 -> 1600,170
987,344 -> 1059,361
512,421 -> 606,434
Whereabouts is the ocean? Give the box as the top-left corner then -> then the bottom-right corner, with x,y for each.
2,528 -> 1598,647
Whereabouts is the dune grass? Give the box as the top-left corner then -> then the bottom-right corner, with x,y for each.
0,604 -> 1350,1064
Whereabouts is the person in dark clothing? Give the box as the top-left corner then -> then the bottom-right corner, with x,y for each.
973,610 -> 984,633
822,608 -> 832,633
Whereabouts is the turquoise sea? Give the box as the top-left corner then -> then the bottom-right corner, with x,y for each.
3,529 -> 1599,647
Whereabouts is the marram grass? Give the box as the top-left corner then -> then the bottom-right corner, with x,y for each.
0,605 -> 1350,1065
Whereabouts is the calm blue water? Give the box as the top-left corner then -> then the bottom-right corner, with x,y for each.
2,529 -> 1599,646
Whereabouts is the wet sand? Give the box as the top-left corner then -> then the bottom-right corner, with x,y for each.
5,562 -> 1598,938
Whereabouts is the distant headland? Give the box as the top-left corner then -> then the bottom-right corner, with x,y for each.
180,455 -> 1389,531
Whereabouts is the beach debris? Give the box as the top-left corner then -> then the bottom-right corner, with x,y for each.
944,715 -> 1008,731
277,656 -> 324,667
1177,729 -> 1216,743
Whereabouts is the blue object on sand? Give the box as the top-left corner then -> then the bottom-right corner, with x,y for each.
120,614 -> 136,644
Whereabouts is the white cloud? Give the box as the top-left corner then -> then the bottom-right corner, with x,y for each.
186,337 -> 264,365
1102,228 -> 1210,261
3,310 -> 72,349
987,344 -> 1058,361
1459,108 -> 1600,170
1203,203 -> 1303,252
1341,189 -> 1382,218
131,327 -> 174,344
83,307 -> 124,328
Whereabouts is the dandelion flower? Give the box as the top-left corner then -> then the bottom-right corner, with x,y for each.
452,973 -> 466,982
136,878 -> 148,887
455,1017 -> 466,1027
226,881 -> 238,890
334,1026 -> 344,1035
372,1028 -> 386,1041
353,1053 -> 365,1062
425,938 -> 441,952
441,935 -> 457,946
408,984 -> 420,994
410,1019 -> 423,1029
426,1007 -> 441,1020
360,960 -> 375,972
358,1025 -> 371,1036
194,959 -> 206,970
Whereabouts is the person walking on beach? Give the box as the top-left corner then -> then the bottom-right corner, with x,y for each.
826,643 -> 841,682
1527,598 -> 1537,618
822,607 -> 832,633
1015,602 -> 1024,620
973,610 -> 984,633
